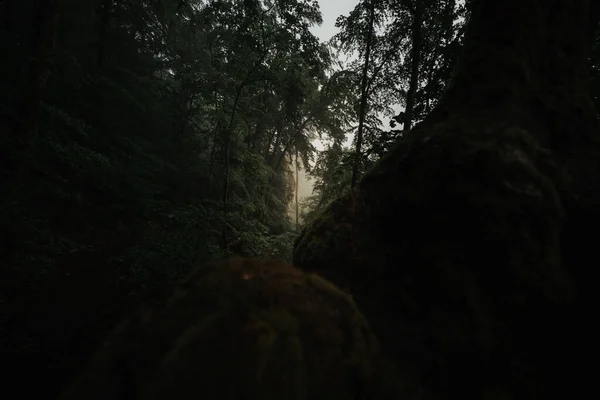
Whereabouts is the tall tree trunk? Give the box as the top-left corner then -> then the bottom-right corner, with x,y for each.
350,0 -> 376,188
264,116 -> 285,159
247,119 -> 263,151
220,50 -> 268,250
403,0 -> 424,131
295,147 -> 299,230
208,121 -> 221,184
208,87 -> 222,183
295,0 -> 599,398
271,117 -> 311,175
221,86 -> 243,250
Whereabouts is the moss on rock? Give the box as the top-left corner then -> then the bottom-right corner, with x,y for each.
59,258 -> 402,400
293,119 -> 577,398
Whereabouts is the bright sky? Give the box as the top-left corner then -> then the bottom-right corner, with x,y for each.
291,0 -> 406,220
310,0 -> 358,43
291,0 -> 460,219
289,0 -> 359,217
310,0 -> 359,153
309,0 -> 401,150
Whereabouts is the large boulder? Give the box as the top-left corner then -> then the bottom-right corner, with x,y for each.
60,258 -> 405,400
294,122 -> 578,399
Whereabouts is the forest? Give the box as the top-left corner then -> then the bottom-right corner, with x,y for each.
1,0 -> 599,399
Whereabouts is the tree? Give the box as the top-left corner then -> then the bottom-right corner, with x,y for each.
395,0 -> 467,130
351,0 -> 377,188
0,0 -> 349,397
295,0 -> 600,398
401,0 -> 426,132
301,141 -> 354,222
306,0 -> 465,218
332,0 -> 466,187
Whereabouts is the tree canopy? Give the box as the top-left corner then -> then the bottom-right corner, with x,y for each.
1,0 -> 599,398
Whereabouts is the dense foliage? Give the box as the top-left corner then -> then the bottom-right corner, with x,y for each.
0,0 -> 348,395
302,0 -> 467,221
2,0 -> 597,398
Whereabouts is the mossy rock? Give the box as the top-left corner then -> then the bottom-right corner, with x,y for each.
59,258 -> 403,400
293,122 -> 576,398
